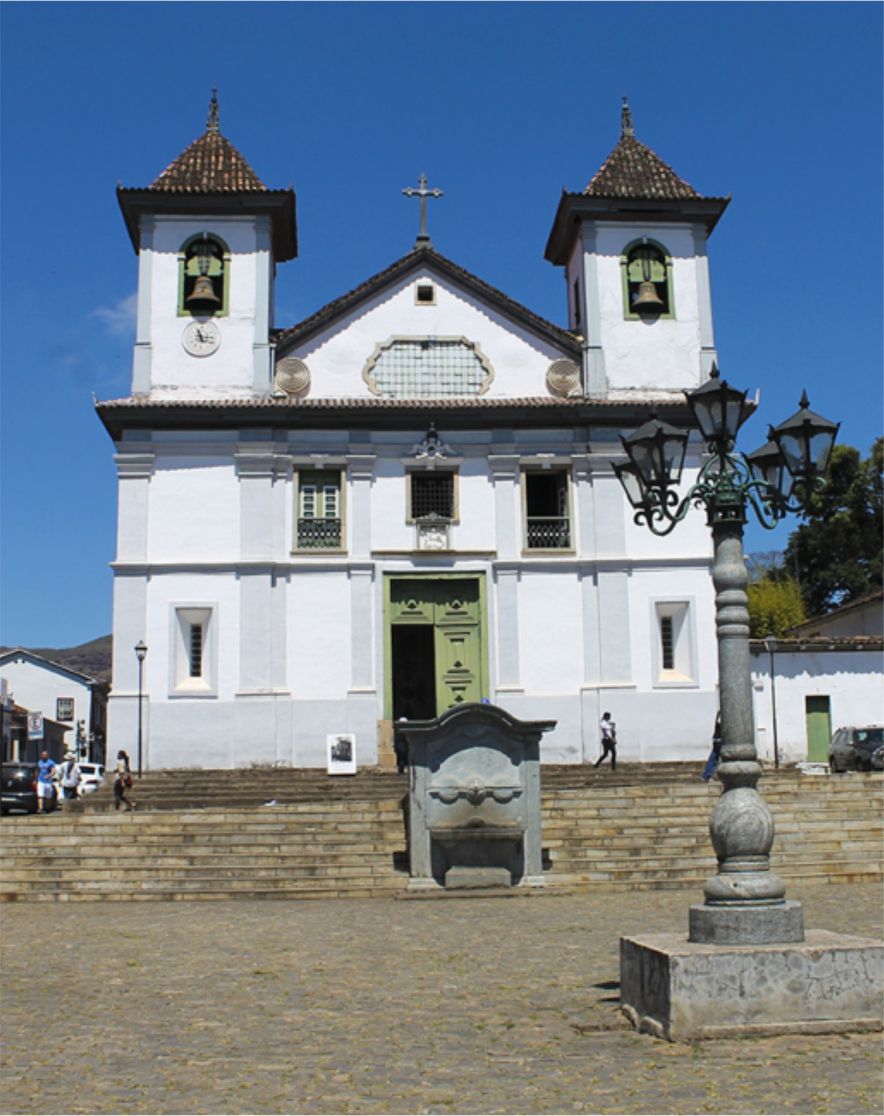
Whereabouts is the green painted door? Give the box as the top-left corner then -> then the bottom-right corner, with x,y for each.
805,696 -> 831,762
388,578 -> 485,716
433,580 -> 482,711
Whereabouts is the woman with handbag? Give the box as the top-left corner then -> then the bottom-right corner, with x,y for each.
113,749 -> 137,811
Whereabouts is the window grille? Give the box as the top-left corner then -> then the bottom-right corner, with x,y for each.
660,615 -> 675,670
366,339 -> 491,398
411,473 -> 454,520
189,623 -> 204,678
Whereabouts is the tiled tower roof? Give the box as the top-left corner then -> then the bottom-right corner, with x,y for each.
584,99 -> 700,199
116,91 -> 297,260
148,90 -> 267,193
544,100 -> 729,263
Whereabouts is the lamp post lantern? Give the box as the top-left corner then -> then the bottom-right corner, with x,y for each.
763,633 -> 781,770
615,366 -> 838,944
134,641 -> 147,779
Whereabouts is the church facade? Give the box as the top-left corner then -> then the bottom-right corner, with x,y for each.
98,97 -> 730,770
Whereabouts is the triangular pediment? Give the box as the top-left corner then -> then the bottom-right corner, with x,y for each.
275,247 -> 579,357
272,248 -> 581,404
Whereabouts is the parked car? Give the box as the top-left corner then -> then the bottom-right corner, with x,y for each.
77,763 -> 106,795
1,762 -> 58,815
828,726 -> 884,773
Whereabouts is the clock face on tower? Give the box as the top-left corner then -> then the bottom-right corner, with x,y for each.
182,320 -> 221,357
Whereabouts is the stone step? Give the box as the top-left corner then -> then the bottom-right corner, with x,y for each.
2,771 -> 879,903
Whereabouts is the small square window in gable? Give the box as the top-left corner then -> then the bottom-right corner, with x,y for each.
415,282 -> 436,305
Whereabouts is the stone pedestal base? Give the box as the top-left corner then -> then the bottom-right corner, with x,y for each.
445,866 -> 512,889
620,930 -> 883,1041
689,900 -> 805,944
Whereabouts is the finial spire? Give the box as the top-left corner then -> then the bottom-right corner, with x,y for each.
620,96 -> 635,139
206,88 -> 220,135
402,172 -> 444,247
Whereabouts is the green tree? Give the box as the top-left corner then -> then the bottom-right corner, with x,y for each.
784,439 -> 883,617
747,575 -> 806,638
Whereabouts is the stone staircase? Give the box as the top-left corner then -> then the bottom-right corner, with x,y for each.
0,767 -> 880,902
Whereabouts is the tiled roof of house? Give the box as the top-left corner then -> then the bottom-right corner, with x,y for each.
584,99 -> 700,199
585,135 -> 700,200
97,394 -> 689,413
94,392 -> 694,440
147,91 -> 267,194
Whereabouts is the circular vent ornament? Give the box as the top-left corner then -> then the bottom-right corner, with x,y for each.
546,359 -> 582,399
275,357 -> 311,397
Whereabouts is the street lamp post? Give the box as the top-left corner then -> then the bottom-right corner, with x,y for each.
134,641 -> 147,778
763,633 -> 781,770
615,367 -> 838,944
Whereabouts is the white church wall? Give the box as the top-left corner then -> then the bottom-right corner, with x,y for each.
140,216 -> 270,397
289,267 -> 568,400
517,571 -> 584,694
627,566 -> 716,693
574,223 -> 708,394
752,648 -> 884,765
451,459 -> 496,552
597,223 -> 705,392
148,455 -> 239,561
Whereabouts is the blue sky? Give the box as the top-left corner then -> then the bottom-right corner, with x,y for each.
1,1 -> 881,648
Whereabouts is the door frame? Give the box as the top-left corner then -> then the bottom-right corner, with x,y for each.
382,572 -> 488,720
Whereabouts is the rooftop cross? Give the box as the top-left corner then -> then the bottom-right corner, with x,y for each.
402,172 -> 443,247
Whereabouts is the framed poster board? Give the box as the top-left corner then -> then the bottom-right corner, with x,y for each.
327,733 -> 357,775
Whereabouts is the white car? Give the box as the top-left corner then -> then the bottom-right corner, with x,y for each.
77,763 -> 106,794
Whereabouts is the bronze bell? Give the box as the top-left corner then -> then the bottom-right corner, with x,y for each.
633,280 -> 664,311
186,275 -> 221,309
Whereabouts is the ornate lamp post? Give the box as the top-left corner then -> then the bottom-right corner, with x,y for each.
615,367 -> 838,944
134,640 -> 147,779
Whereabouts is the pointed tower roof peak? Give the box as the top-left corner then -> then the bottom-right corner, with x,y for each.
146,92 -> 268,194
544,102 -> 730,263
585,103 -> 700,200
116,94 -> 297,261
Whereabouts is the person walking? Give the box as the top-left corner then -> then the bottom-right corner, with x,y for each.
113,750 -> 136,811
703,713 -> 723,782
59,752 -> 81,803
594,712 -> 617,770
36,751 -> 57,814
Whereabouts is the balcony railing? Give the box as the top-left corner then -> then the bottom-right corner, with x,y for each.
525,516 -> 570,549
297,518 -> 342,549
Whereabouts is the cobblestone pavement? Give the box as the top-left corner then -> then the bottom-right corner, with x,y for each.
1,882 -> 882,1116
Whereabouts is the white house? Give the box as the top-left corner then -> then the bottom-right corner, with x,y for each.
98,96 -> 735,771
0,649 -> 108,763
751,636 -> 884,766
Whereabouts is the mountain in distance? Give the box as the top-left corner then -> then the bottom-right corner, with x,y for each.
1,635 -> 112,685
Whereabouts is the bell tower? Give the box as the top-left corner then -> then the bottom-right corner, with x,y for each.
545,100 -> 729,397
117,92 -> 297,398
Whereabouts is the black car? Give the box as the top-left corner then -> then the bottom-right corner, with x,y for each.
1,762 -> 58,816
828,726 -> 884,773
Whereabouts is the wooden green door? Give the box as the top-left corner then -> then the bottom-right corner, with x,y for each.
433,580 -> 482,711
388,577 -> 485,716
805,696 -> 831,762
